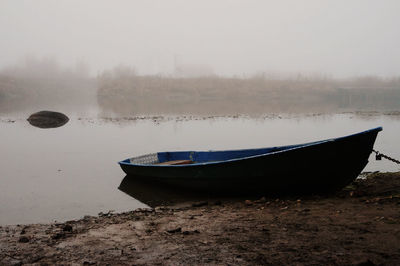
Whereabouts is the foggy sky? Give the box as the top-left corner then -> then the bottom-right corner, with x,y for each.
1,0 -> 399,77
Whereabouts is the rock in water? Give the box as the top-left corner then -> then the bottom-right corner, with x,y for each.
27,111 -> 69,128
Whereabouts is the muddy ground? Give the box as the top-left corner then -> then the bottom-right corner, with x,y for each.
1,172 -> 400,265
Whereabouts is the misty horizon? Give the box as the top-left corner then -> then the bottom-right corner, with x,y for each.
1,1 -> 400,115
1,1 -> 400,78
2,55 -> 400,81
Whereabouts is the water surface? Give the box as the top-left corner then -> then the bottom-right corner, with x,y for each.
0,113 -> 399,225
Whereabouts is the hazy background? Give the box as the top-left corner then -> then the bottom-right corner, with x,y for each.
1,1 -> 400,116
1,0 -> 400,77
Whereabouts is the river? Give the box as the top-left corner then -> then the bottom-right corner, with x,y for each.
0,111 -> 399,225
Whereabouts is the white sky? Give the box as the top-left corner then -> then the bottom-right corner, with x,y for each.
0,0 -> 399,77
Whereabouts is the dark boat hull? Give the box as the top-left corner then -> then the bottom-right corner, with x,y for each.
119,128 -> 382,194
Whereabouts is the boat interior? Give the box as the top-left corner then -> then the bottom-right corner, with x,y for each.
125,143 -> 306,166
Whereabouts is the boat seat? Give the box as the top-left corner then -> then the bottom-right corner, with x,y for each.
155,160 -> 193,165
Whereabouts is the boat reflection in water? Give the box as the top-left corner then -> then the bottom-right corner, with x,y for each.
118,175 -> 246,208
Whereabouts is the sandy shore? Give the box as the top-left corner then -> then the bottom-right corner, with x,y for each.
1,172 -> 400,265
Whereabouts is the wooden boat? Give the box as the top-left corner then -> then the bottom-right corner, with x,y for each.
119,127 -> 382,194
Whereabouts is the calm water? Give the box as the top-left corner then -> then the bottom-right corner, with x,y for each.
1,113 -> 399,225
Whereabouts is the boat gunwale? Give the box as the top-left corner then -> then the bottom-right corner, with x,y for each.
118,127 -> 382,168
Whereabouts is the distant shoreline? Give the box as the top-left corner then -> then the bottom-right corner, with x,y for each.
2,110 -> 400,125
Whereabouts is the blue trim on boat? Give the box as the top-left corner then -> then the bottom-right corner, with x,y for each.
118,127 -> 382,168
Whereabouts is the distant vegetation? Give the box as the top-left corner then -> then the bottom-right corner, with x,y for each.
2,60 -> 400,116
0,57 -> 95,113
97,67 -> 400,116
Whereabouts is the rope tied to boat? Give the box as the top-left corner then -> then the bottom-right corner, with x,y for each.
372,149 -> 400,165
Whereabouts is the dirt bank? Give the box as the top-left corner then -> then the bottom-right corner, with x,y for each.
1,172 -> 400,265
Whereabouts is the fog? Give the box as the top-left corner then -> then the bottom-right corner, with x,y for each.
1,0 -> 400,77
1,1 -> 400,116
0,57 -> 95,113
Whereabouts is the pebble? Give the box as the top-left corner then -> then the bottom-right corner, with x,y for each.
192,201 -> 208,207
167,227 -> 182,234
245,200 -> 253,206
62,224 -> 73,232
18,236 -> 29,243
